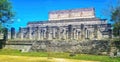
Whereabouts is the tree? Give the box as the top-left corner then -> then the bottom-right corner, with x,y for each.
0,0 -> 14,36
111,7 -> 120,36
103,0 -> 120,37
0,0 -> 14,23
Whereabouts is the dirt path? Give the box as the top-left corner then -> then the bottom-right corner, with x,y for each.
54,58 -> 99,62
0,55 -> 99,62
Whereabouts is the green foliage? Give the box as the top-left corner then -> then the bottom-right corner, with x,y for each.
113,22 -> 120,36
0,49 -> 120,62
111,7 -> 120,36
0,0 -> 14,24
0,0 -> 14,39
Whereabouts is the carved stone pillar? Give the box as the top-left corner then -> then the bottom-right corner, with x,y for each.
94,25 -> 98,39
61,28 -> 66,40
46,26 -> 50,40
68,25 -> 73,40
76,30 -> 78,40
7,30 -> 11,39
81,24 -> 84,40
66,30 -> 68,40
3,28 -> 8,40
40,29 -> 43,40
43,29 -> 46,39
28,27 -> 32,40
87,30 -> 90,39
57,27 -> 60,39
37,27 -> 40,40
78,31 -> 81,40
11,27 -> 15,39
52,28 -> 56,39
85,28 -> 88,39
73,28 -> 76,40
19,27 -> 23,39
63,28 -> 66,40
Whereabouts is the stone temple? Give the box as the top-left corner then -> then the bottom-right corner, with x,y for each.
8,8 -> 112,40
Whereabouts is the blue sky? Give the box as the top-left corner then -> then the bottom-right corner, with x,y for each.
10,0 -> 116,30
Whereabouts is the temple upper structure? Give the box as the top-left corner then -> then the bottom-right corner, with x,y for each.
8,8 -> 112,40
49,8 -> 95,20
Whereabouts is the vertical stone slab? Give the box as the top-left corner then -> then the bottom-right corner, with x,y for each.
43,29 -> 46,39
73,28 -> 76,40
68,25 -> 73,40
3,28 -> 8,40
28,27 -> 32,40
7,30 -> 11,39
37,27 -> 40,40
63,28 -> 66,40
66,30 -> 68,40
49,27 -> 52,40
76,30 -> 78,40
78,31 -> 81,40
85,28 -> 88,39
75,29 -> 78,40
86,29 -> 89,39
61,28 -> 66,40
56,27 -> 60,40
40,29 -> 43,40
52,28 -> 56,39
94,25 -> 98,39
11,27 -> 15,39
46,26 -> 50,40
80,24 -> 84,40
19,27 -> 23,40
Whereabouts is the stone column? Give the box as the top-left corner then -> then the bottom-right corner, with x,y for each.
37,27 -> 40,40
94,25 -> 98,39
78,31 -> 81,40
19,27 -> 23,40
46,26 -> 50,40
52,28 -> 56,39
68,25 -> 73,40
85,28 -> 88,39
11,27 -> 15,39
28,27 -> 32,40
73,28 -> 76,40
61,28 -> 66,40
7,30 -> 11,39
74,29 -> 78,40
87,30 -> 90,39
3,28 -> 8,40
81,24 -> 84,40
43,29 -> 46,39
40,29 -> 43,40
76,30 -> 78,40
57,27 -> 60,40
63,28 -> 66,40
66,30 -> 68,40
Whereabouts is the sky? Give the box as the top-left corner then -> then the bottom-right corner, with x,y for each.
10,0 -> 116,30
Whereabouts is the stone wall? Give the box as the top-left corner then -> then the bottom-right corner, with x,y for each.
29,40 -> 110,55
5,45 -> 32,52
5,40 -> 110,55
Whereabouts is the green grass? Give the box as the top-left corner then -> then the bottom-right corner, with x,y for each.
0,48 -> 120,62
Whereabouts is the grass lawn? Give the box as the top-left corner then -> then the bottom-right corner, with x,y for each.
0,55 -> 99,62
0,49 -> 120,62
